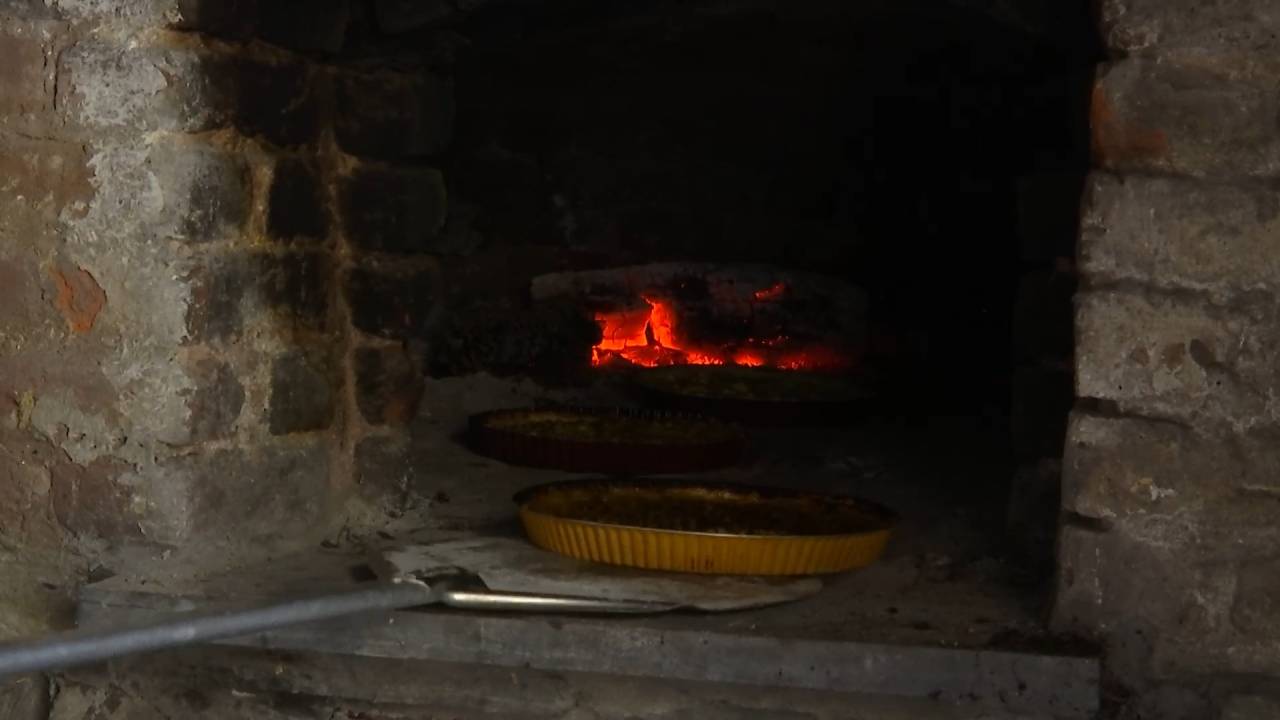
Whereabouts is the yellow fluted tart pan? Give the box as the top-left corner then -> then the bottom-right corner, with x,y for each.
514,479 -> 895,576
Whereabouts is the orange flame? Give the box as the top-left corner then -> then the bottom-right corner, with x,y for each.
590,284 -> 850,371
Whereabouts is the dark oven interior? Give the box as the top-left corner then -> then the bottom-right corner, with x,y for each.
411,0 -> 1095,597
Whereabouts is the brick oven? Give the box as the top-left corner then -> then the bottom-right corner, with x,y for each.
0,0 -> 1276,718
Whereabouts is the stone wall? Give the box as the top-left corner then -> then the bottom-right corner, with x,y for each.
0,0 -> 450,640
1054,1 -> 1280,714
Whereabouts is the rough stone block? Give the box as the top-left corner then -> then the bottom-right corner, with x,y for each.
62,39 -> 322,146
341,166 -> 447,254
1076,290 -> 1280,427
254,252 -> 331,332
267,157 -> 329,244
0,429 -> 62,549
188,252 -> 333,342
58,40 -> 221,134
1054,522 -> 1241,683
187,357 -> 244,441
1062,412 -> 1237,521
209,55 -> 321,147
1232,559 -> 1280,637
1053,524 -> 1187,638
126,439 -> 331,546
1092,54 -> 1280,179
35,0 -> 178,25
1081,173 -> 1280,301
354,434 -> 414,506
256,0 -> 350,53
0,1 -> 64,20
0,20 -> 63,131
1098,0 -> 1280,54
0,135 -> 94,226
335,71 -> 453,158
185,256 -> 247,343
268,351 -> 335,434
147,137 -> 250,244
355,345 -> 423,425
1219,694 -> 1280,720
49,455 -> 140,541
344,265 -> 435,340
0,675 -> 47,720
1154,636 -> 1280,683
1056,483 -> 1280,687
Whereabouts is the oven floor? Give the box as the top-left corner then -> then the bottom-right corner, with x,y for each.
73,376 -> 1095,718
368,374 -> 1056,653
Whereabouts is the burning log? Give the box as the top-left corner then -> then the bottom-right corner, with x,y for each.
532,263 -> 867,370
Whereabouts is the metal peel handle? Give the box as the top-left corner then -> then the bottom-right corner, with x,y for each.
0,580 -> 676,678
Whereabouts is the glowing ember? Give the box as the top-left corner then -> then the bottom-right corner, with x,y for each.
753,282 -> 787,301
590,284 -> 851,371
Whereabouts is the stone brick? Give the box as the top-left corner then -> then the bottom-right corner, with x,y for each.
208,55 -> 321,148
147,137 -> 249,244
1054,524 -> 1190,639
354,345 -> 423,425
1219,694 -> 1280,720
267,351 -> 334,434
1054,522 -> 1246,683
335,71 -> 453,159
37,0 -> 178,25
187,358 -> 244,441
254,252 -> 331,332
0,135 -> 95,225
0,675 -> 48,720
1155,636 -> 1280,683
256,0 -> 350,53
1124,686 -> 1212,720
190,252 -> 333,341
185,256 -> 246,343
49,456 -> 141,541
267,157 -> 328,244
1092,54 -> 1280,179
373,0 -> 454,33
1062,412 -> 1238,521
1234,559 -> 1280,637
0,20 -> 63,131
341,166 -> 447,254
1010,366 -> 1071,460
1098,0 -> 1280,54
354,435 -> 415,506
61,40 -> 322,146
1059,415 -> 1280,681
1081,174 -> 1280,301
58,41 -> 222,134
0,1 -> 63,20
1056,463 -> 1280,683
344,265 -> 435,340
1076,290 -> 1280,428
129,439 -> 331,545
